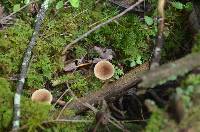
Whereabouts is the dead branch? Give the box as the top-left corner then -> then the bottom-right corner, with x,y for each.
139,53 -> 200,89
62,0 -> 144,55
0,0 -> 37,23
64,62 -> 149,113
12,0 -> 50,130
63,53 -> 200,114
150,0 -> 166,69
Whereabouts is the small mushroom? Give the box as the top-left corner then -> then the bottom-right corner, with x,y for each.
94,60 -> 114,80
31,89 -> 53,104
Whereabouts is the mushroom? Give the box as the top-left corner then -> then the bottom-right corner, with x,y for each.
94,60 -> 115,80
31,89 -> 53,104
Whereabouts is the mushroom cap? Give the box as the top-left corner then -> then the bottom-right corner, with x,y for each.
94,60 -> 114,80
31,89 -> 53,104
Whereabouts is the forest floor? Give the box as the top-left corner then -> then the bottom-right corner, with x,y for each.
0,0 -> 200,131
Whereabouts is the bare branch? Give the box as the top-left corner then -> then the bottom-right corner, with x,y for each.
12,0 -> 50,130
62,0 -> 144,55
150,0 -> 166,69
64,62 -> 149,113
0,0 -> 37,22
139,53 -> 200,89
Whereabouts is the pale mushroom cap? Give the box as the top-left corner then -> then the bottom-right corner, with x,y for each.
94,60 -> 114,80
31,89 -> 53,104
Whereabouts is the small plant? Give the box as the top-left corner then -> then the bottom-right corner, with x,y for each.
124,55 -> 143,68
56,0 -> 80,9
145,108 -> 166,132
75,46 -> 87,58
21,98 -> 51,131
114,66 -> 124,79
144,16 -> 154,26
176,86 -> 194,109
0,78 -> 13,130
171,1 -> 193,11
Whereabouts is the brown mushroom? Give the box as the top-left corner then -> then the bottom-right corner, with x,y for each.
94,60 -> 115,80
31,89 -> 53,104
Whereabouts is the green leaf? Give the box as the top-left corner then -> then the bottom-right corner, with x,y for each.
56,1 -> 64,9
130,61 -> 136,67
171,2 -> 184,10
185,2 -> 193,11
13,4 -> 20,12
144,16 -> 154,26
136,56 -> 142,64
24,0 -> 30,5
69,0 -> 80,8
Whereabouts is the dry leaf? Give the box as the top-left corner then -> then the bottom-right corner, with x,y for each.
94,46 -> 114,60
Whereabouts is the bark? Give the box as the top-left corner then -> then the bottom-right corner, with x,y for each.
12,0 -> 50,130
65,53 -> 200,114
65,62 -> 150,113
139,53 -> 200,89
189,0 -> 200,32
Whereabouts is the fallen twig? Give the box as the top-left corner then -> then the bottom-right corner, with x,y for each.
12,0 -> 50,130
0,0 -> 37,22
82,102 -> 126,131
62,0 -> 144,55
64,62 -> 149,113
56,97 -> 74,120
53,88 -> 70,107
150,0 -> 166,69
139,53 -> 200,89
46,119 -> 93,123
64,53 -> 200,114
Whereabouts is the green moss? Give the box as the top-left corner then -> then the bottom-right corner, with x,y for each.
87,15 -> 154,65
0,78 -> 13,130
44,122 -> 89,132
184,74 -> 200,86
145,109 -> 166,132
52,72 -> 102,97
1,0 -> 189,131
0,20 -> 33,75
21,98 -> 51,131
74,46 -> 87,58
180,106 -> 200,130
0,77 -> 52,131
162,6 -> 191,61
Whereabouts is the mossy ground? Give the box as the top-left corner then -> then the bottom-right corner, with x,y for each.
0,0 -> 199,131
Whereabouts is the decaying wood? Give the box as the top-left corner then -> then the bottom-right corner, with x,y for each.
139,53 -> 200,89
65,62 -> 150,113
64,53 -> 200,114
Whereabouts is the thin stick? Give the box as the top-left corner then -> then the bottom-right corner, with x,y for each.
12,0 -> 50,130
62,0 -> 144,54
81,102 -> 125,131
0,0 -> 37,22
122,119 -> 147,123
46,119 -> 93,123
150,0 -> 166,69
56,97 -> 74,119
63,84 -> 125,131
53,88 -> 70,107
